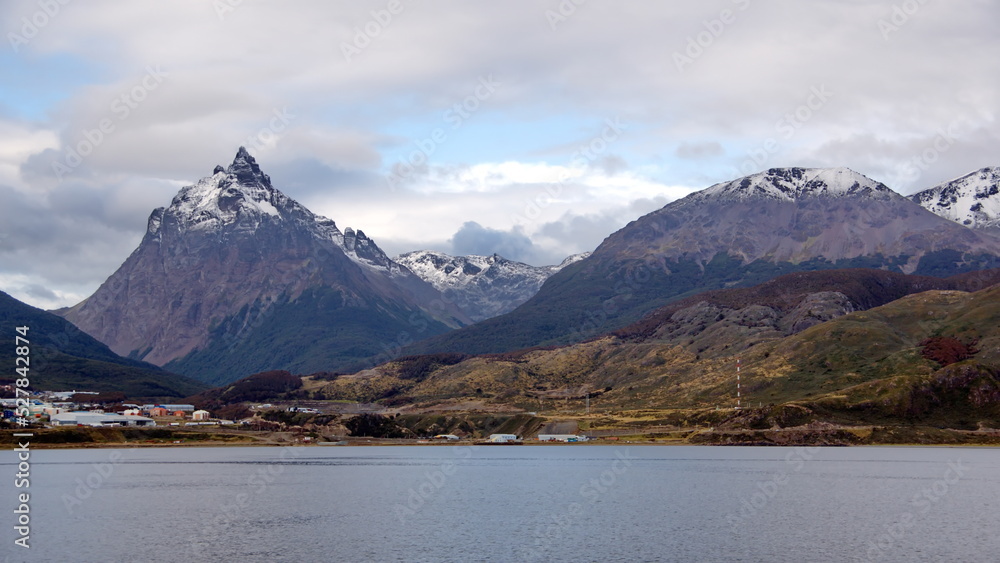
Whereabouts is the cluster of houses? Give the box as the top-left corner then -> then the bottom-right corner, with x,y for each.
1,391 -> 213,428
429,433 -> 590,443
51,404 -> 215,428
128,404 -> 211,419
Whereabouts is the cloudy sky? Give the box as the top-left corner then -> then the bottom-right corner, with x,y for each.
1,0 -> 998,309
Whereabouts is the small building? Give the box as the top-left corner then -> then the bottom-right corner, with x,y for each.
148,407 -> 168,417
51,412 -> 155,427
488,434 -> 519,443
173,410 -> 186,417
25,402 -> 48,418
433,434 -> 461,441
192,410 -> 211,421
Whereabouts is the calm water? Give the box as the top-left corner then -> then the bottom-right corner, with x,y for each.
2,445 -> 999,562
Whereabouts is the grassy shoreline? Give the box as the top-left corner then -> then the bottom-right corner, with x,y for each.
5,424 -> 1000,449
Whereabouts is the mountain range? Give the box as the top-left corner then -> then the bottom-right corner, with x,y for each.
50,155 -> 1000,389
405,167 -> 1000,357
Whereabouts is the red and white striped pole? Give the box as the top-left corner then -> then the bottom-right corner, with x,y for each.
736,358 -> 741,410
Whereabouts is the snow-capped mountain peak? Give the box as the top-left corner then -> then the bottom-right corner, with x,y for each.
61,147 -> 474,380
147,147 -> 404,274
910,167 -> 1000,230
227,145 -> 272,189
163,147 -> 292,233
692,167 -> 895,203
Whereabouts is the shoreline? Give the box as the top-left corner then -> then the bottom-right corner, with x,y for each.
13,441 -> 1000,450
5,426 -> 1000,450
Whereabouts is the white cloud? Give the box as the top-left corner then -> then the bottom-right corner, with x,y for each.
1,0 -> 998,307
312,160 -> 693,266
0,121 -> 59,189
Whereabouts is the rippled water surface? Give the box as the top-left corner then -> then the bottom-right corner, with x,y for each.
3,445 -> 998,562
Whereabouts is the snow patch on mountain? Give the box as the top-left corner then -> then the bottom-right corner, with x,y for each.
155,146 -> 400,274
690,167 -> 895,203
553,251 -> 590,271
910,167 -> 1000,230
395,250 -> 591,321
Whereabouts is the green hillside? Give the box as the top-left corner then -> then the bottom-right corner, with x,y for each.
0,291 -> 207,398
305,275 -> 1000,430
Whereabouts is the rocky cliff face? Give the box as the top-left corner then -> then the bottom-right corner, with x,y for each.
61,147 -> 469,384
614,267 -> 1000,356
394,251 -> 590,321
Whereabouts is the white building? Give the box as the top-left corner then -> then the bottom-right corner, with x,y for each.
192,410 -> 211,421
488,434 -> 519,443
50,412 -> 156,427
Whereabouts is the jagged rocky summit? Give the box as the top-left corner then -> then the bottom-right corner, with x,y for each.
61,147 -> 469,385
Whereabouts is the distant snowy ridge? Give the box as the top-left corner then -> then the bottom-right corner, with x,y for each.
911,167 -> 1000,230
395,250 -> 590,321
